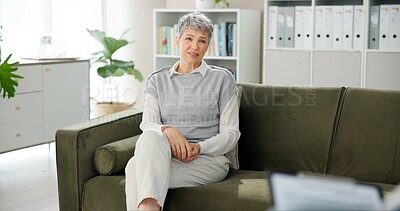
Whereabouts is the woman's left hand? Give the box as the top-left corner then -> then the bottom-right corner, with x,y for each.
182,143 -> 201,163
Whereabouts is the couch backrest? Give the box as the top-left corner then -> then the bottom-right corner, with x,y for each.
237,83 -> 344,173
326,88 -> 400,184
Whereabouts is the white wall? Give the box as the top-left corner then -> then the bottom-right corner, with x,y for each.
166,0 -> 264,10
91,0 -> 165,109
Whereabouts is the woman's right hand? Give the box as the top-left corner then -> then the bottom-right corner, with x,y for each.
162,126 -> 192,162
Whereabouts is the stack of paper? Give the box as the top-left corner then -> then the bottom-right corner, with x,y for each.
269,172 -> 388,210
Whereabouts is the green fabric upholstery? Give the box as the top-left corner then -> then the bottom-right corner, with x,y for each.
164,170 -> 268,211
82,175 -> 127,211
93,135 -> 140,175
56,109 -> 143,211
81,172 -> 396,211
82,170 -> 269,211
326,88 -> 400,184
237,83 -> 344,173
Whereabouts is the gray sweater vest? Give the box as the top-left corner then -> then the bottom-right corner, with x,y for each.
145,65 -> 236,140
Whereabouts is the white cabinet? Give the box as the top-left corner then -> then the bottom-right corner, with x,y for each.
263,0 -> 400,90
154,9 -> 261,83
0,92 -> 43,125
0,118 -> 44,152
365,52 -> 400,90
264,49 -> 310,86
43,62 -> 90,141
313,51 -> 362,87
0,60 -> 90,153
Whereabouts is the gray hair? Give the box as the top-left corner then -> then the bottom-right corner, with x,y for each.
176,12 -> 214,42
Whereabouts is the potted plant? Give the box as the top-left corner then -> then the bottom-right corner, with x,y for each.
195,0 -> 229,9
215,0 -> 229,8
0,54 -> 22,99
87,28 -> 143,117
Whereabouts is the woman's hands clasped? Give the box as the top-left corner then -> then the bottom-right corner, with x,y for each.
162,126 -> 201,163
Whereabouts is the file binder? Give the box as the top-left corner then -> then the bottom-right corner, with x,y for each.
323,6 -> 334,49
353,5 -> 364,50
333,6 -> 344,50
314,6 -> 324,49
304,6 -> 314,49
379,5 -> 390,50
268,6 -> 279,47
277,6 -> 286,47
369,6 -> 380,49
389,5 -> 400,50
295,6 -> 305,49
343,6 -> 354,50
284,6 -> 295,48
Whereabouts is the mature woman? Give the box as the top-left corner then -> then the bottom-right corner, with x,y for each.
125,12 -> 240,211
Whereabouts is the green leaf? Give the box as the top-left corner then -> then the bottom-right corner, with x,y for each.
112,68 -> 126,77
103,37 -> 128,58
215,0 -> 229,6
87,29 -> 107,47
126,67 -> 144,82
113,60 -> 143,81
113,59 -> 134,67
87,29 -> 129,59
0,54 -> 23,99
94,56 -> 108,64
97,65 -> 118,78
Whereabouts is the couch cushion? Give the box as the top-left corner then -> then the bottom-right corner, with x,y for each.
237,83 -> 344,173
82,175 -> 127,210
82,170 -> 269,211
93,135 -> 140,175
165,170 -> 269,210
326,88 -> 400,184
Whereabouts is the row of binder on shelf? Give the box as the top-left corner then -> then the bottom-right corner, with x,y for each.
267,5 -> 400,50
369,5 -> 400,50
157,22 -> 237,57
267,5 -> 363,50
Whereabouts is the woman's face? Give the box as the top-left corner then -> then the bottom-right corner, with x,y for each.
177,28 -> 209,68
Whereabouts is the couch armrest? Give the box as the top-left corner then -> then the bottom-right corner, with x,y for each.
55,109 -> 143,211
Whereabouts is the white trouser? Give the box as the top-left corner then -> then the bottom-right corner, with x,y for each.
125,130 -> 230,210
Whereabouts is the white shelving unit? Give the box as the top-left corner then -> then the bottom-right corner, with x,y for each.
154,9 -> 261,83
263,0 -> 400,90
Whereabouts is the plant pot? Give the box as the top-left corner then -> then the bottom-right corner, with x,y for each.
93,102 -> 134,117
195,0 -> 216,9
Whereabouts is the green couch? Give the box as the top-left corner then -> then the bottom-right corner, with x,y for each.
56,83 -> 400,211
